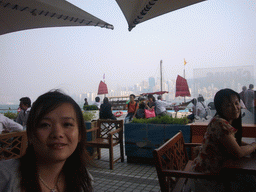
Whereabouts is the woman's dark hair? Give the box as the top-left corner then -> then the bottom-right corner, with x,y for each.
148,94 -> 156,102
103,97 -> 109,104
214,88 -> 242,145
20,90 -> 92,192
95,96 -> 100,102
20,97 -> 31,107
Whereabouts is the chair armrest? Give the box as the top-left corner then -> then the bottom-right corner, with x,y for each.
85,127 -> 99,133
184,143 -> 201,147
162,169 -> 220,179
108,128 -> 123,136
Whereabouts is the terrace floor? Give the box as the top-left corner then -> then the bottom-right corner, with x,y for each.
87,145 -> 161,192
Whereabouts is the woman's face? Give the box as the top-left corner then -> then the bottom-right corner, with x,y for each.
221,95 -> 241,123
148,98 -> 153,102
33,103 -> 80,163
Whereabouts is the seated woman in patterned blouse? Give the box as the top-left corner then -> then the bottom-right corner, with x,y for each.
192,88 -> 256,192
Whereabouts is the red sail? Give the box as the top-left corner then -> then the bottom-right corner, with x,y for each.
175,75 -> 191,97
98,81 -> 108,95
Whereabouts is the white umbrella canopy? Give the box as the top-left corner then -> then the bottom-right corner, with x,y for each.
116,0 -> 206,31
0,0 -> 114,35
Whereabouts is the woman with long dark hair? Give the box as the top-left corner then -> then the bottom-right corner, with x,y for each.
145,94 -> 155,110
0,90 -> 93,192
192,88 -> 256,191
99,97 -> 116,120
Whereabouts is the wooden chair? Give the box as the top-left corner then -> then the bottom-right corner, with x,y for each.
85,119 -> 124,169
0,131 -> 27,160
153,131 -> 221,192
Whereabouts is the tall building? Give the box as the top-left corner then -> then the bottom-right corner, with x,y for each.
148,77 -> 155,92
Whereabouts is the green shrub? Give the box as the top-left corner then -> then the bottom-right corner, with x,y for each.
83,111 -> 96,122
83,105 -> 98,111
131,115 -> 188,125
4,111 -> 18,120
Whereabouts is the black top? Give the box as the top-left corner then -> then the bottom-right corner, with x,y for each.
100,103 -> 114,119
147,102 -> 155,109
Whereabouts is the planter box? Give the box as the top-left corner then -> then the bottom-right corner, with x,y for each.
125,123 -> 190,162
85,121 -> 97,155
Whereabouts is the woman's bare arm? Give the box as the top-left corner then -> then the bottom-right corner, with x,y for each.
220,134 -> 256,158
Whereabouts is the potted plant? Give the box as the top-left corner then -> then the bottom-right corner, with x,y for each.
4,111 -> 18,120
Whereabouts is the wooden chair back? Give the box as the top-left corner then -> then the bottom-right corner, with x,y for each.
0,131 -> 27,160
97,119 -> 123,140
153,131 -> 189,191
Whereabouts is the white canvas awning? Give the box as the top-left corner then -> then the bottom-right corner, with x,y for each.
0,0 -> 114,35
116,0 -> 206,31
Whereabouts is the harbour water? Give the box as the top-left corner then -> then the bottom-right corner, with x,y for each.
0,104 -> 19,113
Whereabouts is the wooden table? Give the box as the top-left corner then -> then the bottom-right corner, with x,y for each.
223,153 -> 256,175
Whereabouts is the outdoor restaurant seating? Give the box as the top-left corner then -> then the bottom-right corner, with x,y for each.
153,131 -> 220,192
0,131 -> 27,161
85,119 -> 124,170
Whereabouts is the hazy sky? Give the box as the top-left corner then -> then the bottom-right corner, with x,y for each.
0,0 -> 255,104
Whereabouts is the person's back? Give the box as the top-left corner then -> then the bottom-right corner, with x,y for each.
196,95 -> 207,119
93,96 -> 101,109
0,114 -> 23,133
155,95 -> 168,116
100,98 -> 116,120
239,86 -> 247,105
135,102 -> 146,119
83,98 -> 89,109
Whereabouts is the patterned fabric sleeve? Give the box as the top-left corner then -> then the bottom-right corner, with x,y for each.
209,117 -> 237,139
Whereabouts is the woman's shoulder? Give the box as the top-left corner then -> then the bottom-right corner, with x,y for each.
0,159 -> 20,191
208,116 -> 236,135
0,159 -> 20,181
0,159 -> 20,174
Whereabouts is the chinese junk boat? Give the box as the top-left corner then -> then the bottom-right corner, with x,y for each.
98,81 -> 108,95
175,75 -> 191,110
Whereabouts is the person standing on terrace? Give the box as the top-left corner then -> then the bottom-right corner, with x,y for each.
83,98 -> 89,107
192,88 -> 256,191
16,97 -> 31,128
196,94 -> 208,120
239,85 -> 247,107
125,94 -> 138,123
92,96 -> 101,110
245,84 -> 254,113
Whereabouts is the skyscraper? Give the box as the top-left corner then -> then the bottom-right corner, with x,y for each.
149,77 -> 155,92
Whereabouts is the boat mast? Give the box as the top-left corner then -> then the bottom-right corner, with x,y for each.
160,60 -> 162,92
183,59 -> 186,102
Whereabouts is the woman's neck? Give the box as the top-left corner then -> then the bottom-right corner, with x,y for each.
37,161 -> 65,190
